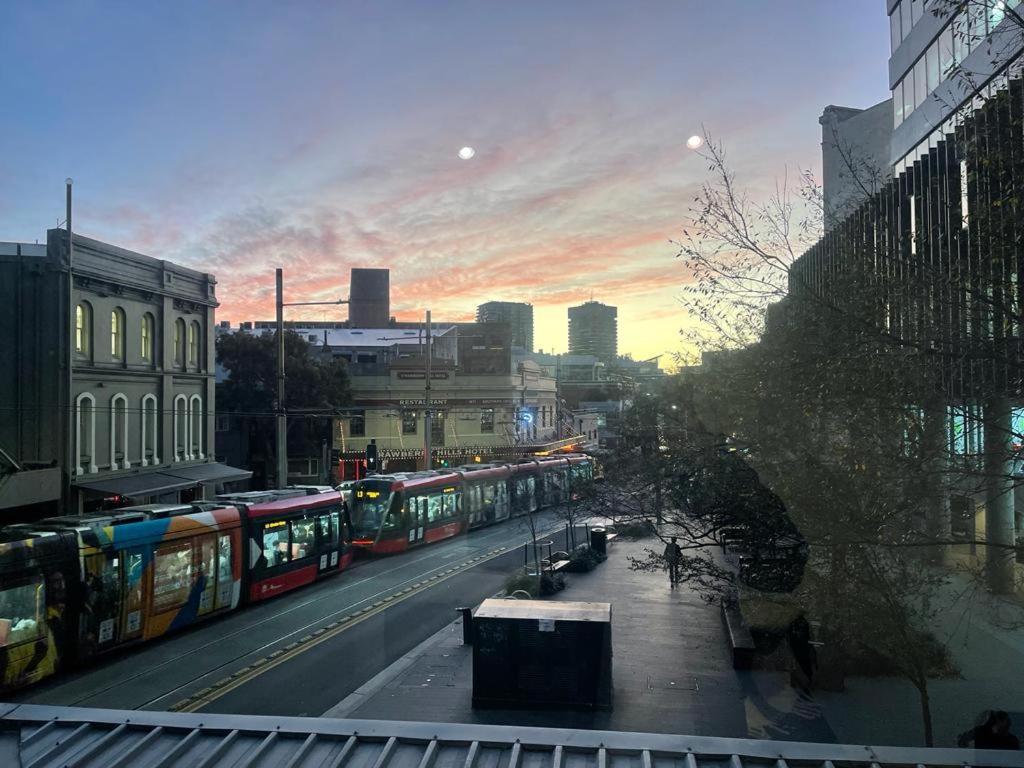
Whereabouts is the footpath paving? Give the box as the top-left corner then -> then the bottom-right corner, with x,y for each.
325,536 -> 836,742
815,572 -> 1024,748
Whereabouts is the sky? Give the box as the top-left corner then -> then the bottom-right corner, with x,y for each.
0,1 -> 890,363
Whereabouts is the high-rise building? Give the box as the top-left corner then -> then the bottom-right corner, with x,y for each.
568,301 -> 617,363
348,268 -> 390,328
476,301 -> 534,351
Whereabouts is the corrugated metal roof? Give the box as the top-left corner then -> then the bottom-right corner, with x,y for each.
3,703 -> 1023,768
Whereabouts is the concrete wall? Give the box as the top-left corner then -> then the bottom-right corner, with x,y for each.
820,100 -> 894,231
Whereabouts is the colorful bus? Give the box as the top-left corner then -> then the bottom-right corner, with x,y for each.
0,487 -> 354,696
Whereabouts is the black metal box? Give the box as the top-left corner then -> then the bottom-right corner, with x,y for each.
472,598 -> 612,710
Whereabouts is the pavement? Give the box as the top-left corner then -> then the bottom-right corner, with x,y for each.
326,536 -> 837,742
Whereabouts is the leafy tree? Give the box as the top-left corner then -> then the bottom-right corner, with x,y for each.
217,329 -> 352,486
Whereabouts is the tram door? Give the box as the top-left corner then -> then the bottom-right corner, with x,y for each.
120,548 -> 145,642
407,496 -> 427,544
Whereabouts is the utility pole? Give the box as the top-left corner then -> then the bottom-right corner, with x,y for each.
424,310 -> 432,469
276,268 -> 287,489
65,178 -> 74,511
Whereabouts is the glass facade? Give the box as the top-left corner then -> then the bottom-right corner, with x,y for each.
794,58 -> 1024,443
890,0 -> 1021,127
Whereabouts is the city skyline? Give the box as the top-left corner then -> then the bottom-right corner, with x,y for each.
0,1 -> 889,360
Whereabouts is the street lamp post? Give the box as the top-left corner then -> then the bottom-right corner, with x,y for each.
424,310 -> 432,470
275,268 -> 349,489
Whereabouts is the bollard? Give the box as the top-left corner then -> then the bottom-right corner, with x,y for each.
456,606 -> 474,645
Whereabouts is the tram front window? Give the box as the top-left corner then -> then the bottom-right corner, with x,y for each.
351,483 -> 394,538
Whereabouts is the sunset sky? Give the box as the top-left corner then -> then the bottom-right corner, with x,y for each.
1,1 -> 889,362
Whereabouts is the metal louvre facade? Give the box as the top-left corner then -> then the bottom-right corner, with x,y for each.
3,704 -> 1024,768
789,62 -> 1024,403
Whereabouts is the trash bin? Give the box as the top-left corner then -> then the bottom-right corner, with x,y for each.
590,526 -> 607,555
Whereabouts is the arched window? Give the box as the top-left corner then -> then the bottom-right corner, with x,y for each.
141,313 -> 155,362
111,307 -> 126,360
141,394 -> 159,466
75,392 -> 97,475
174,318 -> 186,368
188,321 -> 200,367
74,302 -> 92,357
173,395 -> 188,462
110,393 -> 130,469
189,395 -> 204,460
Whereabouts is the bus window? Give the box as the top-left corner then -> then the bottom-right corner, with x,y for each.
262,521 -> 290,567
442,492 -> 458,518
427,494 -> 443,522
216,534 -> 233,609
291,516 -> 316,559
316,512 -> 336,550
152,542 -> 192,614
0,578 -> 44,647
196,536 -> 217,614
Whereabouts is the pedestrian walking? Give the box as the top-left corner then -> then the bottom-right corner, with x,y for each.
663,536 -> 682,588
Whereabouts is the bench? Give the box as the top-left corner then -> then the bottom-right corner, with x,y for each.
721,602 -> 757,670
604,533 -> 619,545
549,559 -> 572,573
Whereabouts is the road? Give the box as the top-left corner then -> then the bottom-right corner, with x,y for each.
12,510 -> 580,716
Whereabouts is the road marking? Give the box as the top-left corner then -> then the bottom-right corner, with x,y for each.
169,545 -> 510,713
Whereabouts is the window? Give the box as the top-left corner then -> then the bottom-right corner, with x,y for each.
75,392 -> 97,475
0,578 -> 45,647
75,301 -> 92,356
216,534 -> 233,609
890,7 -> 901,52
894,84 -> 904,128
262,521 -> 290,567
291,516 -> 316,559
189,395 -> 203,459
900,0 -> 911,40
188,321 -> 200,367
442,490 -> 458,518
402,410 -> 418,435
480,408 -> 494,434
902,71 -> 915,120
431,413 -> 445,446
939,25 -> 955,76
141,313 -> 154,361
173,395 -> 188,461
316,512 -> 339,550
913,55 -> 927,107
152,542 -> 192,613
141,394 -> 159,466
427,493 -> 444,522
911,0 -> 923,24
111,307 -> 125,360
349,410 -> 366,437
196,536 -> 216,614
110,393 -> 129,469
990,0 -> 1006,30
926,40 -> 940,92
174,318 -> 186,368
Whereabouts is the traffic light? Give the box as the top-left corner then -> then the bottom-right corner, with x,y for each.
366,439 -> 378,473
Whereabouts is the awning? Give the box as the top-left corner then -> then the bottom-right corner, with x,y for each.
165,462 -> 252,484
75,472 -> 197,498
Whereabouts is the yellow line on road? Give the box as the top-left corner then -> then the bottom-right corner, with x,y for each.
169,545 -> 511,713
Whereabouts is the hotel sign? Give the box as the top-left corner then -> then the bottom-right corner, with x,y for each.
396,371 -> 450,380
